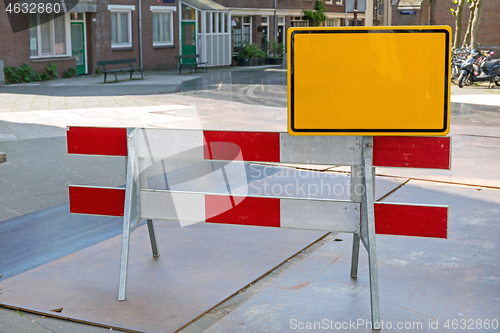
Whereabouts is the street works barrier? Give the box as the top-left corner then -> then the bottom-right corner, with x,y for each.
67,127 -> 451,329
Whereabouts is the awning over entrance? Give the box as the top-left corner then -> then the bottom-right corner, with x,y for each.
179,0 -> 230,67
397,0 -> 424,10
181,0 -> 226,11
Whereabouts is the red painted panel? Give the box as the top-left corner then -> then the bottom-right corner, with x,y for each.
203,131 -> 280,162
373,136 -> 451,169
69,186 -> 125,217
205,195 -> 280,227
67,127 -> 127,156
374,203 -> 448,238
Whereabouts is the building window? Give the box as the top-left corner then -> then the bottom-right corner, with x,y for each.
326,18 -> 341,26
29,13 -> 69,58
336,0 -> 343,4
198,10 -> 202,33
348,19 -> 363,26
151,6 -> 175,46
213,12 -> 217,33
378,0 -> 385,14
291,17 -> 308,27
111,12 -> 130,47
224,12 -> 229,33
219,12 -> 224,34
152,12 -> 172,45
181,4 -> 195,20
231,16 -> 251,52
325,0 -> 333,4
108,5 -> 135,48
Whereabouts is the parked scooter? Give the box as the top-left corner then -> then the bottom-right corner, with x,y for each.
451,47 -> 470,83
458,49 -> 500,88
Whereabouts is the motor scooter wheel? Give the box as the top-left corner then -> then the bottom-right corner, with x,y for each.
458,73 -> 466,88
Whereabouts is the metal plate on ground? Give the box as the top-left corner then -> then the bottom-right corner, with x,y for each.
204,181 -> 500,332
0,203 -> 123,280
0,221 -> 326,333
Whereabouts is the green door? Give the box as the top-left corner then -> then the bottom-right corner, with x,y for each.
71,22 -> 85,74
181,22 -> 196,64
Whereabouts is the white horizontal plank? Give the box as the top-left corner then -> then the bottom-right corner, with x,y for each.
137,128 -> 204,160
280,199 -> 360,233
140,190 -> 205,223
280,133 -> 362,166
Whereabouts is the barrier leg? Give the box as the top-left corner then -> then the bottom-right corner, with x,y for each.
350,166 -> 363,278
147,219 -> 160,257
118,129 -> 141,301
118,216 -> 132,301
362,136 -> 381,329
350,233 -> 361,278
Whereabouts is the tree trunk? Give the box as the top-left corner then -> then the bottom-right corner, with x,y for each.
462,0 -> 476,48
470,0 -> 483,49
453,0 -> 465,49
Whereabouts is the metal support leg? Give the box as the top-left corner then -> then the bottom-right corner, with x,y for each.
118,216 -> 132,301
350,233 -> 360,278
118,129 -> 141,301
350,166 -> 363,278
147,219 -> 160,257
362,136 -> 381,330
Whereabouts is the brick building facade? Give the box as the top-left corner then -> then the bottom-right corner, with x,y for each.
1,0 -> 375,77
1,0 -> 498,78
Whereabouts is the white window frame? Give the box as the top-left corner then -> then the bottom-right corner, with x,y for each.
108,5 -> 135,48
29,12 -> 71,59
336,0 -> 343,4
325,18 -> 341,27
291,16 -> 308,27
261,16 -> 269,45
150,6 -> 176,46
242,16 -> 252,44
278,16 -> 285,47
325,0 -> 333,4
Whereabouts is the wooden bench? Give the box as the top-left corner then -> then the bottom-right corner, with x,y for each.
96,58 -> 144,83
174,54 -> 208,74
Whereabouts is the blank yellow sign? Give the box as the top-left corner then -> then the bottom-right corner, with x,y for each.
287,26 -> 451,136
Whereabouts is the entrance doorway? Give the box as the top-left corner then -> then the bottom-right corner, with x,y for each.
70,13 -> 86,74
181,22 -> 196,63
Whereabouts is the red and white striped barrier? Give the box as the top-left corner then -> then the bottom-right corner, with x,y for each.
67,127 -> 451,168
67,126 -> 451,322
70,187 -> 448,239
68,127 -> 450,238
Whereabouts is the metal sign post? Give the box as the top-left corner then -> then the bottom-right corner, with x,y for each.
349,136 -> 380,329
287,26 -> 452,327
